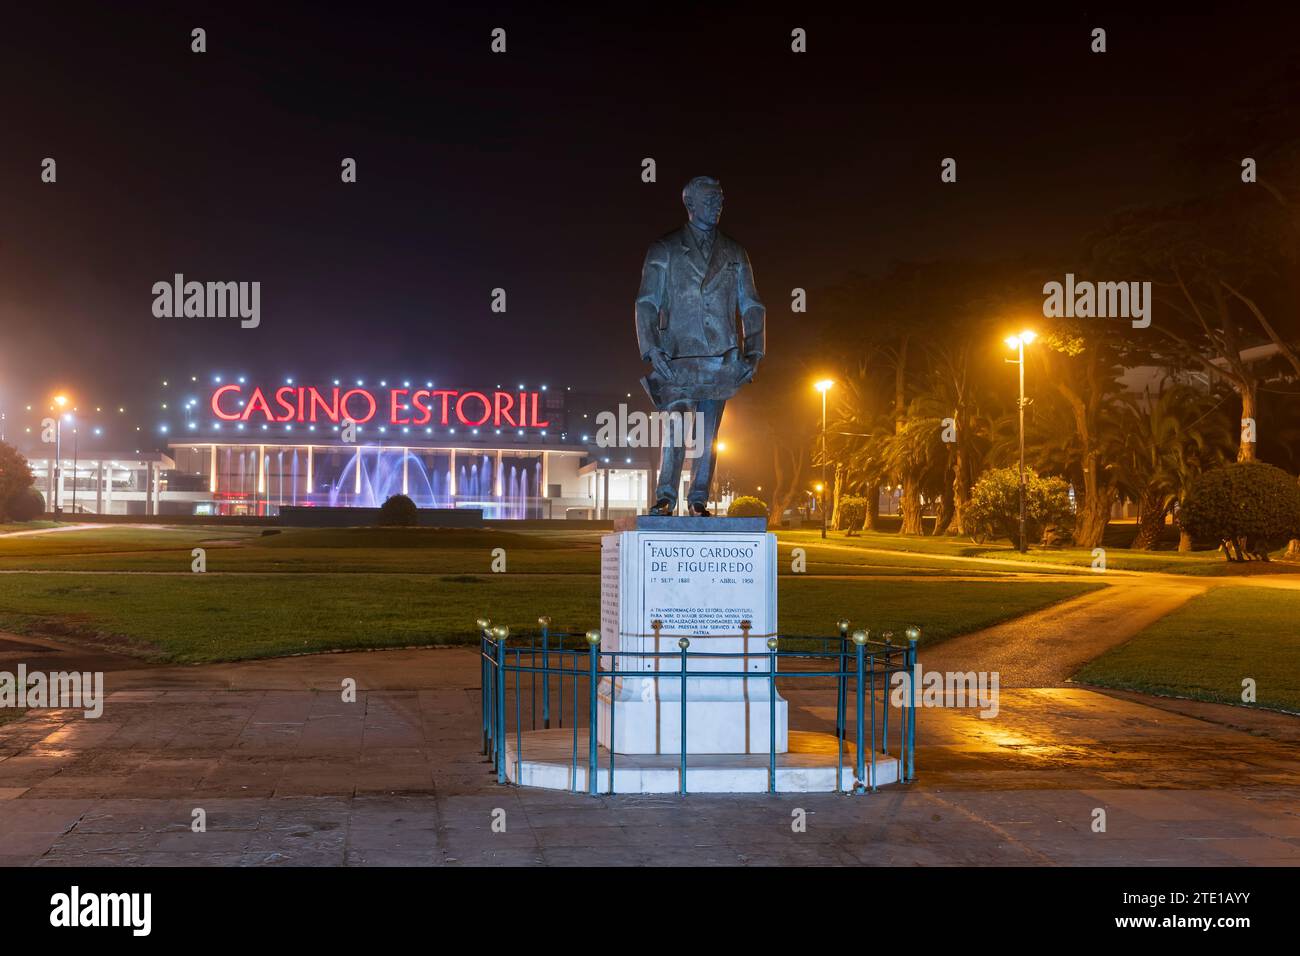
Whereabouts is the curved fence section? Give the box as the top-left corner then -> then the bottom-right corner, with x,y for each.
479,618 -> 918,795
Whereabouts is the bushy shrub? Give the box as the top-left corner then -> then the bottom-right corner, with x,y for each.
5,486 -> 45,522
966,466 -> 1073,544
0,442 -> 36,521
727,495 -> 769,518
836,495 -> 867,530
376,494 -> 419,526
1180,461 -> 1300,561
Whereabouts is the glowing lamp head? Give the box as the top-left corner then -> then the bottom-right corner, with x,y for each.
53,394 -> 69,407
1006,330 -> 1037,348
814,378 -> 834,394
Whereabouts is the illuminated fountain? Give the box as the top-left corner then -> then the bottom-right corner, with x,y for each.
316,449 -> 542,517
327,448 -> 441,508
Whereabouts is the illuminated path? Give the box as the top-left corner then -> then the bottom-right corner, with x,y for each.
916,579 -> 1205,687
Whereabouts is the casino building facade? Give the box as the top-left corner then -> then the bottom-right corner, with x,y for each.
21,379 -> 681,520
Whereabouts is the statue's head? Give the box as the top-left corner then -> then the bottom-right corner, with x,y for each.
682,176 -> 723,229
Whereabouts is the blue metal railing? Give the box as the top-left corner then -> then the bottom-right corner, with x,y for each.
479,616 -> 919,796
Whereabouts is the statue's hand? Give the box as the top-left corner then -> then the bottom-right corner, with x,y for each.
649,349 -> 675,381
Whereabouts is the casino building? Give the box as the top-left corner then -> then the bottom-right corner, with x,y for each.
20,379 -> 676,520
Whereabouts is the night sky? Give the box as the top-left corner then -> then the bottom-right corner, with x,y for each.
2,4 -> 1294,462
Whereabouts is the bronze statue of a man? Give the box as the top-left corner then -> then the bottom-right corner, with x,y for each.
635,175 -> 766,516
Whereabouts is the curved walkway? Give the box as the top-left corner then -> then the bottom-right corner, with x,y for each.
917,578 -> 1205,686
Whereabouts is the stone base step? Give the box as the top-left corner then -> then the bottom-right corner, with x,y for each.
502,729 -> 900,793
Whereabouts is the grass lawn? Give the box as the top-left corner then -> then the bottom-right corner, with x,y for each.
0,526 -> 1056,577
0,520 -> 62,534
1073,587 -> 1300,713
0,571 -> 1101,663
0,526 -> 602,574
779,528 -> 1300,576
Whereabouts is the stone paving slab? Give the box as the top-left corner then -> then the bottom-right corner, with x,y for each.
0,639 -> 1297,866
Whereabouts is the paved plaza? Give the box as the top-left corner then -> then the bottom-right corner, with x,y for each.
2,628 -> 1297,867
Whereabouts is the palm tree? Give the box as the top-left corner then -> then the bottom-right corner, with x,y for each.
825,361 -> 893,532
880,390 -> 962,535
1121,385 -> 1234,550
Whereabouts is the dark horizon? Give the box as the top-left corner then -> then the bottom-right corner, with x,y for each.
3,4 -> 1296,465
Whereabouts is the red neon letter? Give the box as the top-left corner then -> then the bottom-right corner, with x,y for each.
429,390 -> 455,425
531,392 -> 550,427
390,389 -> 410,425
494,391 -> 517,427
241,388 -> 274,421
455,391 -> 492,427
211,384 -> 243,421
340,388 -> 377,423
410,390 -> 432,426
274,387 -> 296,422
308,387 -> 340,423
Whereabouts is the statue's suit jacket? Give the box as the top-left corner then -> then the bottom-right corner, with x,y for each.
635,225 -> 766,366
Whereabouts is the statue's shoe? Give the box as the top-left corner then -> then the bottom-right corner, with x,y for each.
648,499 -> 675,516
690,502 -> 711,517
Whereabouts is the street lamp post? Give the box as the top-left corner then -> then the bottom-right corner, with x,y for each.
71,423 -> 79,515
54,419 -> 61,515
52,394 -> 69,515
815,379 -> 834,539
1004,332 -> 1036,554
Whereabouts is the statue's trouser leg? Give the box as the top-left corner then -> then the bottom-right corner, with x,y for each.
654,401 -> 693,506
687,399 -> 726,506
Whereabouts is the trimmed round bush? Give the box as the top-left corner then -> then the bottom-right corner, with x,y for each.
727,495 -> 769,518
836,495 -> 867,530
5,486 -> 45,522
1180,461 -> 1300,561
376,494 -> 419,526
965,466 -> 1073,545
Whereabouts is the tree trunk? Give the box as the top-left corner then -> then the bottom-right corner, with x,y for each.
1237,386 -> 1258,462
1073,457 -> 1114,550
1287,478 -> 1300,560
768,446 -> 806,530
861,485 -> 880,532
1130,491 -> 1167,551
1058,377 -> 1111,551
1222,537 -> 1245,561
1178,528 -> 1194,552
934,492 -> 955,536
899,473 -> 924,535
829,462 -> 844,530
950,445 -> 971,536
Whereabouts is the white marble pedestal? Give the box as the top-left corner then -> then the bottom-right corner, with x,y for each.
595,518 -> 788,756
